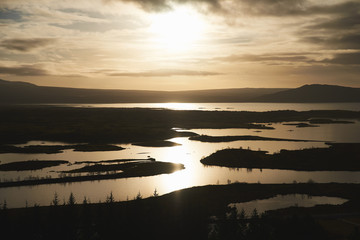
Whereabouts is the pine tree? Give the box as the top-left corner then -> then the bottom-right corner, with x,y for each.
136,192 -> 142,200
153,188 -> 159,197
106,191 -> 115,203
52,192 -> 59,206
67,192 -> 76,205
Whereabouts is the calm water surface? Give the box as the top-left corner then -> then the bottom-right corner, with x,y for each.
1,105 -> 360,208
229,194 -> 348,216
45,102 -> 360,111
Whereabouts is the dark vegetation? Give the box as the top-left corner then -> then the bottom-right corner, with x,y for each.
0,161 -> 184,188
189,134 -> 313,142
0,144 -> 124,154
0,160 -> 69,171
0,106 -> 359,145
1,183 -> 360,240
201,143 -> 360,171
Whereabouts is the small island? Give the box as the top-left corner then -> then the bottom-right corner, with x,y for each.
189,135 -> 312,143
0,144 -> 125,154
283,122 -> 319,128
0,160 -> 69,171
200,143 -> 360,171
0,160 -> 184,188
309,118 -> 355,124
132,140 -> 181,147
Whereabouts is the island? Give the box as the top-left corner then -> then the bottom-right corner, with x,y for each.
200,143 -> 360,171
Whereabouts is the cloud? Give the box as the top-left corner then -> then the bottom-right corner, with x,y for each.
304,34 -> 360,50
321,52 -> 360,65
309,14 -> 360,30
0,64 -> 50,76
101,69 -> 222,77
234,0 -> 360,17
0,38 -> 57,52
104,0 -> 223,12
214,53 -> 311,64
233,0 -> 308,16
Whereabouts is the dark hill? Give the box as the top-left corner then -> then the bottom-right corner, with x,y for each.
255,84 -> 360,102
0,79 -> 285,103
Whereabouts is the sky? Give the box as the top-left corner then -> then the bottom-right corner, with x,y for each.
0,0 -> 359,90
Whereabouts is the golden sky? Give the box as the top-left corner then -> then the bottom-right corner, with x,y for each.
0,0 -> 359,90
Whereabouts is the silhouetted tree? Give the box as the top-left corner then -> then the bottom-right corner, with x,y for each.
106,191 -> 115,203
82,196 -> 90,205
52,192 -> 59,206
136,192 -> 142,200
153,188 -> 159,197
67,192 -> 76,205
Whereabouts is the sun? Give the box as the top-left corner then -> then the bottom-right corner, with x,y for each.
149,7 -> 205,52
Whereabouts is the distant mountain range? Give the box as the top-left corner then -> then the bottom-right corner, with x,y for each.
1,79 -> 359,103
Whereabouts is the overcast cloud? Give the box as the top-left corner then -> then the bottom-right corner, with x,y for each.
0,0 -> 359,89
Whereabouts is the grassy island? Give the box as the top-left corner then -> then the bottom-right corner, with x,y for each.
0,160 -> 69,171
0,161 -> 184,188
200,143 -> 360,171
132,140 -> 181,147
189,134 -> 312,142
0,144 -> 124,154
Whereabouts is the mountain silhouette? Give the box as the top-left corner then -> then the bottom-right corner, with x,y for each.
0,79 -> 359,103
255,84 -> 360,102
0,79 -> 284,103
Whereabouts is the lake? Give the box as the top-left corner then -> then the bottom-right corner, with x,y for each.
229,194 -> 348,216
1,103 -> 360,208
44,102 -> 360,111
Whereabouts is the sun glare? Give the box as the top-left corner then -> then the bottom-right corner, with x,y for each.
149,7 -> 205,52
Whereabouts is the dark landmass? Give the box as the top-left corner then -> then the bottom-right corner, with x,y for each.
173,131 -> 199,137
309,118 -> 355,124
72,144 -> 124,152
200,143 -> 360,171
0,79 -> 285,103
1,79 -> 360,103
0,160 -> 69,171
0,144 -> 124,154
255,84 -> 360,102
1,106 -> 359,144
189,134 -> 313,142
74,158 -> 154,165
0,144 -> 68,154
283,122 -> 319,127
132,140 -> 181,147
0,161 -> 184,188
64,161 -> 167,173
1,183 -> 360,240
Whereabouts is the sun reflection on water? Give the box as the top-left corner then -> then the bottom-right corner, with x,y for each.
154,102 -> 199,111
